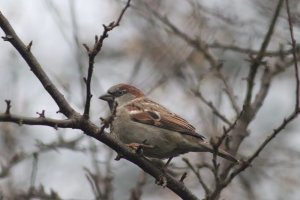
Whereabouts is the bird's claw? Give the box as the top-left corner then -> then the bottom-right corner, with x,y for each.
127,143 -> 154,156
155,174 -> 167,187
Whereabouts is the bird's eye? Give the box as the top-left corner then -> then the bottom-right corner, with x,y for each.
115,90 -> 126,96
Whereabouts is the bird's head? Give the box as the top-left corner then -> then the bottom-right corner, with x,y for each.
99,83 -> 145,108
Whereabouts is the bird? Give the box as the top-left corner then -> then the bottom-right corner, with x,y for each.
99,83 -> 238,163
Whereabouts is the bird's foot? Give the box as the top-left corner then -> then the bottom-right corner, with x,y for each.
127,142 -> 154,150
126,142 -> 154,156
155,174 -> 167,187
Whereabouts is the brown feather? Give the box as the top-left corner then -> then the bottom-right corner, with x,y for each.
127,99 -> 205,140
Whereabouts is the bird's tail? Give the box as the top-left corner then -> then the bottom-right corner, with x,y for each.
197,141 -> 239,163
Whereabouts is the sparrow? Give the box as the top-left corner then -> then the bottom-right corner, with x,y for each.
99,83 -> 238,163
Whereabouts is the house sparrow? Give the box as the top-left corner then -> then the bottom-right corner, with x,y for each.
99,83 -> 238,163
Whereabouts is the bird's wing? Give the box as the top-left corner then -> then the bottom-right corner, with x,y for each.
126,98 -> 205,140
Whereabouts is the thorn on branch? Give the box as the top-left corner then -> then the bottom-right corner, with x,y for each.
36,110 -> 45,118
4,99 -> 11,115
179,172 -> 187,182
1,34 -> 13,41
108,21 -> 115,27
83,77 -> 87,84
26,41 -> 33,51
164,157 -> 173,168
82,43 -> 90,53
102,24 -> 109,34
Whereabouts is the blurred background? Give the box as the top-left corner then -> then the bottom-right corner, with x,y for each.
0,0 -> 300,199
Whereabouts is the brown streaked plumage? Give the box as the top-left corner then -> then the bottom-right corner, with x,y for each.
127,99 -> 206,140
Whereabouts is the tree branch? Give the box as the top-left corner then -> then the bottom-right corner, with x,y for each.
285,0 -> 300,109
193,89 -> 231,125
0,11 -> 77,118
243,0 -> 284,108
222,0 -> 300,189
83,0 -> 131,119
183,158 -> 211,195
0,113 -> 77,129
0,7 -> 200,199
208,42 -> 299,57
144,4 -> 220,69
81,121 -> 200,200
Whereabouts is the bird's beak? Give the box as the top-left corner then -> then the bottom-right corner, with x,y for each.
99,93 -> 114,102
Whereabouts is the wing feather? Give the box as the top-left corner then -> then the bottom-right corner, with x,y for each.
127,99 -> 205,140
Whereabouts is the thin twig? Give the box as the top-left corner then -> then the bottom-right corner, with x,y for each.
243,0 -> 284,108
208,42 -> 298,57
0,6 -> 200,200
130,172 -> 147,200
285,0 -> 300,109
224,0 -> 300,187
217,72 -> 240,114
83,0 -> 131,119
193,90 -> 231,125
179,172 -> 188,182
0,11 -> 76,117
182,158 -> 210,195
0,113 -> 77,129
226,109 -> 299,184
29,153 -> 38,190
145,4 -> 219,69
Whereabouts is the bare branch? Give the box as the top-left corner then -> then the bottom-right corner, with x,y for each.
215,71 -> 240,114
179,172 -> 187,182
144,4 -> 220,69
193,89 -> 231,125
84,167 -> 103,199
0,11 -> 77,118
251,67 -> 273,113
0,7 -> 200,199
243,0 -> 284,108
223,0 -> 300,187
29,153 -> 38,190
208,42 -> 299,57
0,113 -> 77,129
226,109 -> 299,184
285,0 -> 300,109
83,0 -> 131,119
15,185 -> 61,200
182,158 -> 210,195
130,172 -> 147,200
0,136 -> 84,178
